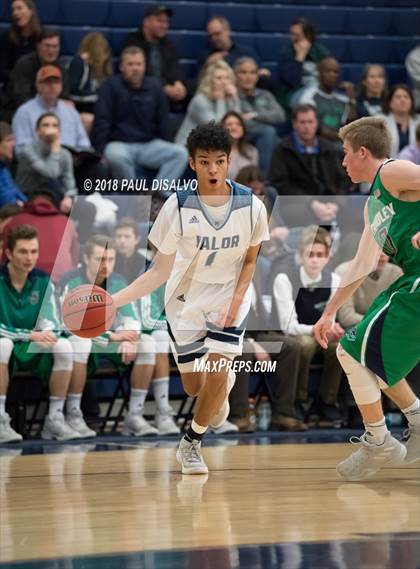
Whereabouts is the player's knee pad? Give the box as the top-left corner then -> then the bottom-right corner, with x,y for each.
336,344 -> 381,405
52,338 -> 73,371
151,330 -> 170,354
0,337 -> 14,364
69,336 -> 92,364
135,334 -> 156,366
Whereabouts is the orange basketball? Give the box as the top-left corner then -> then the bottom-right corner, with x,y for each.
62,284 -> 116,338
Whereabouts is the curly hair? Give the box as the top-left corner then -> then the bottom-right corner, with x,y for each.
187,121 -> 232,159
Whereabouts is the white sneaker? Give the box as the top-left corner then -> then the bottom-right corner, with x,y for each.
403,424 -> 420,464
0,413 -> 23,443
209,370 -> 236,429
41,411 -> 81,441
337,432 -> 407,481
123,412 -> 158,436
209,420 -> 239,435
66,408 -> 96,438
176,437 -> 208,475
156,408 -> 180,435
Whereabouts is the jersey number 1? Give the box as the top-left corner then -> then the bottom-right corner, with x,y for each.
205,252 -> 217,266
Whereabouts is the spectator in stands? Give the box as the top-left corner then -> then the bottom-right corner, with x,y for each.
405,46 -> 420,112
2,28 -> 69,122
199,16 -> 259,71
0,225 -> 78,443
0,122 -> 27,208
236,165 -> 289,258
278,18 -> 329,111
93,46 -> 187,182
382,84 -> 420,157
398,122 -> 420,164
272,225 -> 344,426
0,205 -> 22,258
299,58 -> 357,144
234,57 -> 285,176
69,32 -> 113,134
221,112 -> 258,179
16,112 -> 77,212
269,104 -> 349,227
356,64 -> 388,118
2,191 -> 79,282
12,65 -> 90,153
124,5 -> 188,114
335,253 -> 402,330
114,217 -> 148,284
58,234 -> 158,438
175,60 -> 240,146
229,276 -> 306,432
0,0 -> 41,87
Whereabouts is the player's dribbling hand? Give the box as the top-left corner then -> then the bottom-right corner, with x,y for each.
313,314 -> 334,349
411,231 -> 420,250
118,341 -> 137,365
29,330 -> 57,347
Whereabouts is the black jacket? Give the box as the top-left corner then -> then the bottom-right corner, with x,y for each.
269,134 -> 350,226
91,75 -> 170,154
124,31 -> 183,86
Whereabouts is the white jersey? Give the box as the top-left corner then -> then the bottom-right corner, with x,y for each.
148,180 -> 270,298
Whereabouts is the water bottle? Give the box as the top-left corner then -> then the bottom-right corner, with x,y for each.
330,220 -> 341,256
257,396 -> 271,431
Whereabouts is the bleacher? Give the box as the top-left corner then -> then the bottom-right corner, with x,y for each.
1,0 -> 418,85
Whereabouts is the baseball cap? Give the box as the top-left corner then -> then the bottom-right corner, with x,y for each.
143,5 -> 173,18
37,65 -> 62,82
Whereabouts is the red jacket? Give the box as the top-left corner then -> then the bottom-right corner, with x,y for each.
2,196 -> 80,281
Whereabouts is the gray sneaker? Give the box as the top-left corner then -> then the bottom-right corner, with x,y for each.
156,408 -> 180,435
209,370 -> 236,429
122,412 -> 158,436
0,413 -> 23,443
41,411 -> 81,441
337,432 -> 407,481
403,425 -> 420,464
176,437 -> 208,475
66,408 -> 96,438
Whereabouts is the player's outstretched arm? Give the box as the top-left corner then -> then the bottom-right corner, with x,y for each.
112,250 -> 176,309
380,160 -> 420,194
314,208 -> 382,348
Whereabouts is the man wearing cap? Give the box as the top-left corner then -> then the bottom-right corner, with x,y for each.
12,65 -> 91,154
1,28 -> 69,122
124,5 -> 188,114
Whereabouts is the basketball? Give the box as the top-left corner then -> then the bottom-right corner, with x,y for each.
62,284 -> 116,338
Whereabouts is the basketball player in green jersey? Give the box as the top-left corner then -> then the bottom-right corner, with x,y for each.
314,116 -> 420,481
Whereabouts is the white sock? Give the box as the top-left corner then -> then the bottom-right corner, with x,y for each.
49,396 -> 65,417
402,398 -> 420,427
191,419 -> 207,434
129,388 -> 148,414
364,418 -> 388,445
0,395 -> 6,415
153,376 -> 170,412
67,393 -> 82,413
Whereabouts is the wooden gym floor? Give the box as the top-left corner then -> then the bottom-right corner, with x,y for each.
0,432 -> 419,569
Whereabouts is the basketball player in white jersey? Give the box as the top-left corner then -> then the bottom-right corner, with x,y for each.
113,122 -> 270,474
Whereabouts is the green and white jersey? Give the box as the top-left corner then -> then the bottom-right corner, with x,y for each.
368,160 -> 420,276
57,266 -> 140,345
0,264 -> 59,341
140,284 -> 167,333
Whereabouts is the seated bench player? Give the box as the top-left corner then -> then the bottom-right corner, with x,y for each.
0,225 -> 78,443
58,234 -> 158,438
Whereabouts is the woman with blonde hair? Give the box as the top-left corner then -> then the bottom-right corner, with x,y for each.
0,0 -> 41,86
69,32 -> 113,133
175,60 -> 240,146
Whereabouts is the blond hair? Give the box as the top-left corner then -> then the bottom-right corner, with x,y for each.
78,32 -> 113,83
339,117 -> 391,159
197,60 -> 235,99
299,225 -> 331,254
